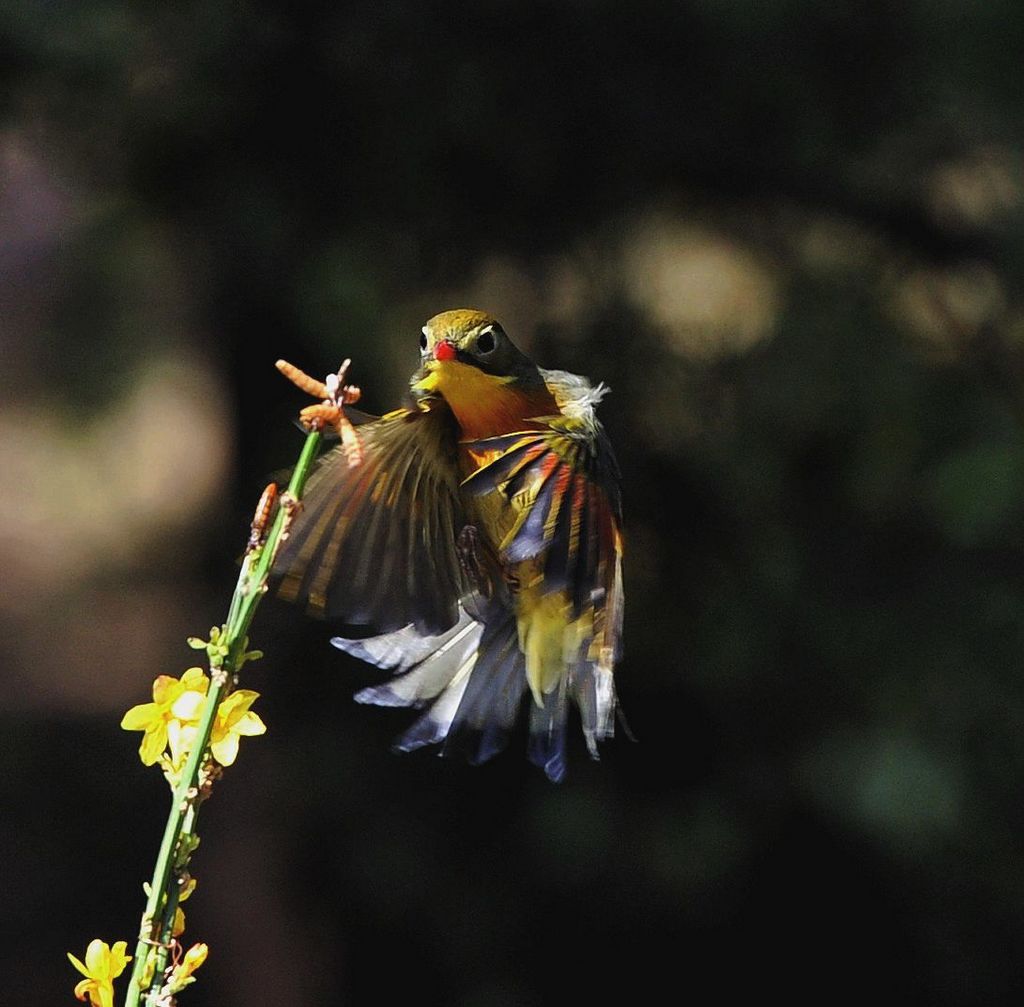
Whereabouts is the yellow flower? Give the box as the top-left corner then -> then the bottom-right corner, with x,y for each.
67,939 -> 131,1007
121,668 -> 209,766
166,687 -> 208,768
210,690 -> 266,766
167,942 -> 208,993
123,670 -> 265,769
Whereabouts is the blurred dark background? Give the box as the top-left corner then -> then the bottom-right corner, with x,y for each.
4,2 -> 1024,1004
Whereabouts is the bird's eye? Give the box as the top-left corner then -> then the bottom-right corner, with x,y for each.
476,329 -> 496,354
419,331 -> 428,352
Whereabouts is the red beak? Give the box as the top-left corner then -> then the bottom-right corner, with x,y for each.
434,340 -> 457,362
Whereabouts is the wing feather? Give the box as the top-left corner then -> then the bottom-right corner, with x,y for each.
461,417 -> 624,761
275,400 -> 467,634
462,423 -> 622,623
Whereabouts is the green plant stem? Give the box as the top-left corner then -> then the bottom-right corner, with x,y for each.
125,428 -> 322,1006
148,803 -> 200,984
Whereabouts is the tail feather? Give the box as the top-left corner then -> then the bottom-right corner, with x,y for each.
570,661 -> 616,759
527,684 -> 569,783
333,607 -> 482,706
395,670 -> 472,752
332,597 -> 616,781
442,607 -> 528,766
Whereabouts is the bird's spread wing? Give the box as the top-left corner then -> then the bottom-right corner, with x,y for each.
461,415 -> 624,762
275,398 -> 468,635
462,417 -> 622,631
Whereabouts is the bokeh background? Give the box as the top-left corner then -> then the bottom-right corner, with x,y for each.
4,2 -> 1024,1004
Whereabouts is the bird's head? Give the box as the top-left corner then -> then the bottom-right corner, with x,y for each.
412,309 -> 542,395
410,309 -> 556,436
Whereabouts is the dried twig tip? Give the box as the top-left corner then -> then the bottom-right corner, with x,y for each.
278,356 -> 363,448
248,482 -> 278,551
276,359 -> 328,399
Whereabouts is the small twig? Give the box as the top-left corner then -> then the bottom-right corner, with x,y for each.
276,357 -> 365,466
275,359 -> 330,399
275,358 -> 362,412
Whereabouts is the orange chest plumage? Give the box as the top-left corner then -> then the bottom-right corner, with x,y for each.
425,359 -> 560,467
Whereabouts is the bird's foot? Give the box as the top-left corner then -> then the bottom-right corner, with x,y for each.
457,525 -> 489,594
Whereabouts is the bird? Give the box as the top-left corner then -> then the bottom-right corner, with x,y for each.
274,309 -> 623,781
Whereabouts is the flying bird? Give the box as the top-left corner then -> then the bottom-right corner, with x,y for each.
275,309 -> 623,781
